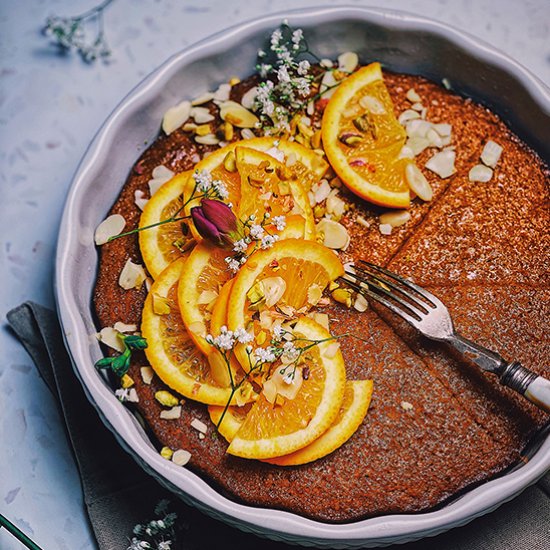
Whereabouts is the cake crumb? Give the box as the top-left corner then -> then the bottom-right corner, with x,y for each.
400,401 -> 414,411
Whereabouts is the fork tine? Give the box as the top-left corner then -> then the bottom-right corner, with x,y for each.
352,264 -> 432,314
344,270 -> 427,320
344,277 -> 422,328
358,260 -> 442,308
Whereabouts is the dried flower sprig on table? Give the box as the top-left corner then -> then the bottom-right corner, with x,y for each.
128,499 -> 181,550
42,0 -> 115,63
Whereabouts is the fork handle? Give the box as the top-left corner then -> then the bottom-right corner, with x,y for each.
500,362 -> 550,414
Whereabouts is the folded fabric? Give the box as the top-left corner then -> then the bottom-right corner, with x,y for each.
7,302 -> 550,550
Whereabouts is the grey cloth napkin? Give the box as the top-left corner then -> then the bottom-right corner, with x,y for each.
6,302 -> 550,550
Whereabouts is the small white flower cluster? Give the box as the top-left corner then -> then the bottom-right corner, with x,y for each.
224,213 -> 286,273
206,326 -> 253,350
192,169 -> 229,199
282,340 -> 300,361
254,346 -> 278,363
128,499 -> 178,550
254,25 -> 314,131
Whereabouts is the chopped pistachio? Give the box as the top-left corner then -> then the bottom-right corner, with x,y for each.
155,390 -> 179,407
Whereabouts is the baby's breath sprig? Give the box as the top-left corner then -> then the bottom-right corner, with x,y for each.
128,499 -> 180,550
42,0 -> 115,63
254,23 -> 318,133
108,168 -> 229,242
206,322 -> 345,428
224,212 -> 286,273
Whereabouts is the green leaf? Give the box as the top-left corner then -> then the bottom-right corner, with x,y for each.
123,334 -> 148,350
111,353 -> 131,377
95,357 -> 114,369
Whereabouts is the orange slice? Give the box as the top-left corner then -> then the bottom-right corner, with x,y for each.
235,146 -> 315,238
208,402 -> 253,443
226,317 -> 346,459
177,241 -> 231,355
184,137 -> 327,239
141,258 -> 242,405
322,62 -> 412,208
265,380 -> 373,465
139,171 -> 194,279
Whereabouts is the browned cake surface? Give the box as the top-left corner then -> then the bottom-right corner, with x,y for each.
93,71 -> 550,522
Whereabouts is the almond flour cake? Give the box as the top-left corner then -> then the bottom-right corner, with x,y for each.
93,26 -> 549,522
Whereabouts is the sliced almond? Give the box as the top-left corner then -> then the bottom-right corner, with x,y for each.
406,88 -> 422,103
134,190 -> 148,211
172,449 -> 191,466
219,101 -> 259,128
162,100 -> 191,135
326,191 -> 346,219
191,418 -> 208,434
406,119 -> 432,138
191,93 -> 214,106
406,136 -> 430,156
311,313 -> 330,331
160,406 -> 182,420
398,145 -> 415,159
241,128 -> 255,140
113,321 -> 138,333
118,259 -> 147,290
316,218 -> 350,250
359,94 -> 386,115
241,86 -> 259,110
264,146 -> 285,163
338,51 -> 359,73
94,214 -> 126,245
191,106 -> 215,124
140,366 -> 154,385
379,210 -> 411,228
307,283 -> 323,306
96,326 -> 125,353
433,123 -> 452,137
152,293 -> 171,315
213,83 -> 231,101
398,109 -> 420,125
405,163 -> 434,201
152,165 -> 174,180
197,289 -> 219,305
425,150 -> 456,179
208,349 -> 231,387
468,164 -> 493,182
379,223 -> 393,236
354,293 -> 368,312
480,140 -> 503,168
194,134 -> 220,145
261,276 -> 287,307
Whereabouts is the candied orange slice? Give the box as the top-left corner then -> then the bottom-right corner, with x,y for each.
177,241 -> 231,355
226,317 -> 346,459
322,62 -> 412,208
265,380 -> 373,465
139,171 -> 194,279
141,258 -> 244,405
227,238 -> 344,370
235,146 -> 315,238
208,402 -> 253,443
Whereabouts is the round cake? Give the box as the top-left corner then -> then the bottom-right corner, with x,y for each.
93,50 -> 549,522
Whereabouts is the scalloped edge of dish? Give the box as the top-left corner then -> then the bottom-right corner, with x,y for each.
55,6 -> 550,548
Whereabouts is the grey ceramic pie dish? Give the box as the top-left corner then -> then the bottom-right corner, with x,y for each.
55,6 -> 550,548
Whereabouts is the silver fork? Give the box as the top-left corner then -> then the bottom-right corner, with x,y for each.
344,260 -> 550,413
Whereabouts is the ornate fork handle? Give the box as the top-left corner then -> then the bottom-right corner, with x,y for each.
448,333 -> 550,413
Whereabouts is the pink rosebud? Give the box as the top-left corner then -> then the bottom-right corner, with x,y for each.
191,199 -> 239,248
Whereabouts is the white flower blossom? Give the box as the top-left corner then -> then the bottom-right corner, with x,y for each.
193,169 -> 212,192
212,326 -> 236,350
212,179 -> 229,199
233,239 -> 248,253
249,224 -> 265,239
277,65 -> 291,83
225,257 -> 241,273
260,234 -> 279,249
158,542 -> 172,550
270,29 -> 283,47
282,341 -> 300,361
272,215 -> 286,231
272,324 -> 284,341
297,59 -> 310,76
234,327 -> 254,344
292,29 -> 304,46
258,49 -> 266,58
254,347 -> 277,363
